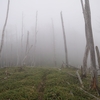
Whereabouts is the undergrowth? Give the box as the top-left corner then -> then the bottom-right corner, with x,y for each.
0,67 -> 99,100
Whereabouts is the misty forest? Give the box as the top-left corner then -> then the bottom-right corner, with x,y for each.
0,0 -> 100,100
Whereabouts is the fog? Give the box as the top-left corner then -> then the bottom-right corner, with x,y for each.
0,0 -> 100,67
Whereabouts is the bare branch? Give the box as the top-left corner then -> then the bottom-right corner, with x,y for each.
0,0 -> 10,56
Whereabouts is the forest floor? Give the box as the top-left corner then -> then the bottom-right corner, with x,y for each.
0,66 -> 100,100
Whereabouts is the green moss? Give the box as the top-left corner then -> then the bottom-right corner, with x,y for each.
0,67 -> 99,100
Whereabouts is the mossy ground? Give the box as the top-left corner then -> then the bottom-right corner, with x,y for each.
0,67 -> 99,100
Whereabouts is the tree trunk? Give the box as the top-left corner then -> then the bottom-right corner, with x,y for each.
82,44 -> 89,77
22,45 -> 33,66
25,31 -> 30,66
0,0 -> 10,57
21,13 -> 24,43
85,0 -> 98,90
80,0 -> 89,77
51,19 -> 57,67
60,11 -> 69,67
95,46 -> 100,69
33,11 -> 38,67
26,31 -> 29,53
16,29 -> 19,66
20,13 -> 24,66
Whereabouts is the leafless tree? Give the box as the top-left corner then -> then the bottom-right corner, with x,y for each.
26,31 -> 29,53
81,0 -> 99,91
0,0 -> 10,57
32,11 -> 38,67
10,35 -> 13,67
81,0 -> 89,77
20,13 -> 24,65
21,12 -> 24,43
60,11 -> 69,67
15,28 -> 19,66
51,19 -> 57,67
22,45 -> 33,67
24,31 -> 30,66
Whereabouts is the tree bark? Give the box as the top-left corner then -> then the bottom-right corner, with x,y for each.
96,46 -> 100,69
0,0 -> 10,57
60,11 -> 69,67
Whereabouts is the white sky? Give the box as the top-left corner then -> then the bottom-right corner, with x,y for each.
0,0 -> 100,66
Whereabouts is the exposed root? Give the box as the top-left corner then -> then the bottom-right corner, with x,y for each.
90,76 -> 100,96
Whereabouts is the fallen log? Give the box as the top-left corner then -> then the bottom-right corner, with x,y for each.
76,70 -> 84,88
78,87 -> 100,100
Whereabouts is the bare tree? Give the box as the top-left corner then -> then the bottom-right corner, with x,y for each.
24,31 -> 30,66
51,19 -> 57,67
21,12 -> 24,43
16,29 -> 19,66
22,45 -> 33,67
0,0 -> 10,57
26,31 -> 29,53
60,11 -> 69,67
81,0 -> 89,77
96,46 -> 100,69
20,13 -> 24,65
81,0 -> 99,90
32,11 -> 38,67
10,35 -> 13,67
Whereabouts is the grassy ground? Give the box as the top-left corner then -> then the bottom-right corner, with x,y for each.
0,66 -> 99,100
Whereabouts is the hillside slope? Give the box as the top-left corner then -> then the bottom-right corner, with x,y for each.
0,67 -> 99,100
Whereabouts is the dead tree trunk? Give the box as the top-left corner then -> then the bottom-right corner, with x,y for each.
10,37 -> 13,67
22,45 -> 33,67
0,0 -> 10,57
25,31 -> 29,66
76,70 -> 84,88
21,13 -> 24,44
26,31 -> 29,53
20,13 -> 24,66
84,0 -> 98,90
82,44 -> 89,77
96,46 -> 100,69
33,11 -> 38,67
16,29 -> 19,66
51,19 -> 57,67
81,0 -> 89,77
60,11 -> 68,67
